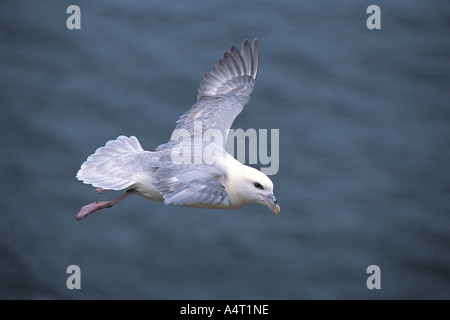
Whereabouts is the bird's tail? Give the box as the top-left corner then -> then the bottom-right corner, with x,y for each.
76,136 -> 155,191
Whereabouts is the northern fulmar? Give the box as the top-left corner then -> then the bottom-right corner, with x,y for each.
76,39 -> 279,220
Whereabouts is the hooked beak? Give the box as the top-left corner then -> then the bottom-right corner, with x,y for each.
261,193 -> 280,215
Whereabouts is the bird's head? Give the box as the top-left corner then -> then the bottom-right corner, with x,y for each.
238,165 -> 280,214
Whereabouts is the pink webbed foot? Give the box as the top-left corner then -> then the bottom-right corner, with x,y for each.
76,201 -> 110,221
76,189 -> 137,221
94,187 -> 105,194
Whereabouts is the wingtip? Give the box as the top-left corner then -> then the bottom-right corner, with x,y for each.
197,38 -> 259,99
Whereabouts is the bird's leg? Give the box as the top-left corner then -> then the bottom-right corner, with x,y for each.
94,187 -> 105,194
76,189 -> 136,221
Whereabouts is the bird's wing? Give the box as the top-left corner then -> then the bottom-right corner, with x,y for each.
152,162 -> 230,207
157,39 -> 258,151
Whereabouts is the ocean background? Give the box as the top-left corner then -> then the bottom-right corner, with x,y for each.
1,0 -> 449,299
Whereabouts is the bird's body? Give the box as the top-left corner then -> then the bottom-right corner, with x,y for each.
76,39 -> 279,220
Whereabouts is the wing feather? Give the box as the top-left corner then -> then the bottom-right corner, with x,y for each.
157,39 -> 259,151
152,163 -> 230,206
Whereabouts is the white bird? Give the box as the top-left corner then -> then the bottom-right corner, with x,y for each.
76,39 -> 280,220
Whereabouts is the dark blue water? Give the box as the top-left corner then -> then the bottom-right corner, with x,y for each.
1,0 -> 449,299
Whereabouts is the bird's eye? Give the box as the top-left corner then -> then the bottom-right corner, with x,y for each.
254,182 -> 264,190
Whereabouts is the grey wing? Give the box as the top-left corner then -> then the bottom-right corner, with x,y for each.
197,38 -> 258,100
152,163 -> 230,206
157,39 -> 259,151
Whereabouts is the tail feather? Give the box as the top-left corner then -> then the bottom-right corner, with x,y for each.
76,136 -> 154,190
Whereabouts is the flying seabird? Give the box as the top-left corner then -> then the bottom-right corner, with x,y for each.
76,39 -> 279,220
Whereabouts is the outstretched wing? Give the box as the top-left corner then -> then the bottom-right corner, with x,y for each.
157,39 -> 259,151
152,163 -> 230,207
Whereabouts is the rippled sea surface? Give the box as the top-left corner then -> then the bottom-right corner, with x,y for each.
1,0 -> 449,299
